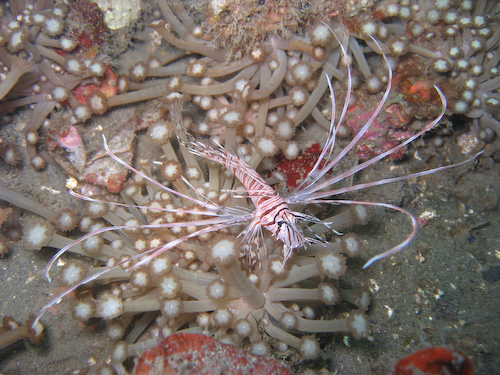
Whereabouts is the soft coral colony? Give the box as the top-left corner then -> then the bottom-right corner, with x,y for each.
0,0 -> 495,373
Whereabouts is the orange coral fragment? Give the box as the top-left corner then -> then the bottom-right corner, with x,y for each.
393,347 -> 474,375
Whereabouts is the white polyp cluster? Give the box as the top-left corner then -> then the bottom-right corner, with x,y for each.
66,58 -> 84,75
43,17 -> 63,36
186,60 -> 207,77
456,59 -> 469,71
106,320 -> 125,340
148,120 -> 172,144
255,136 -> 278,157
318,283 -> 339,305
348,311 -> 369,339
186,166 -> 202,180
234,319 -> 253,337
59,37 -> 77,51
291,61 -> 312,85
317,250 -> 347,279
341,234 -> 361,256
471,65 -> 483,77
234,78 -> 254,100
130,62 -> 147,81
72,300 -> 95,321
52,4 -> 69,18
148,236 -> 164,249
250,45 -> 265,61
309,22 -> 331,46
130,269 -> 151,290
8,29 -> 26,52
268,59 -> 279,71
191,25 -> 204,38
290,86 -> 308,106
299,336 -> 320,359
448,46 -> 462,59
85,201 -> 108,218
280,312 -> 297,330
196,313 -> 211,329
96,293 -> 124,320
162,160 -> 182,180
87,91 -> 108,115
25,131 -> 39,145
435,0 -> 451,10
167,75 -> 183,90
409,21 -> 424,38
361,21 -> 377,36
249,341 -> 270,356
147,57 -> 161,69
454,100 -> 469,113
283,142 -> 300,160
1,146 -> 20,165
60,260 -> 86,286
89,61 -> 106,76
267,255 -> 289,278
55,209 -> 77,231
266,112 -> 279,126
117,76 -> 129,93
460,0 -> 473,11
82,234 -> 104,254
432,58 -> 452,73
274,118 -> 295,140
22,219 -> 54,250
111,341 -> 128,363
357,290 -> 371,312
352,205 -> 369,225
30,154 -> 46,170
73,104 -> 91,122
161,299 -> 182,319
386,3 -> 399,16
210,238 -> 237,265
212,307 -> 232,327
389,36 -> 409,56
32,13 -> 46,25
198,95 -> 213,110
200,77 -> 214,86
221,107 -> 243,128
207,279 -> 228,300
426,9 -> 441,24
303,306 -> 315,319
470,39 -> 484,53
399,6 -> 411,19
51,86 -> 69,102
276,342 -> 288,353
366,75 -> 383,94
158,273 -> 180,298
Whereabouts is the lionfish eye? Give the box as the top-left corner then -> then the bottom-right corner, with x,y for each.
277,220 -> 284,228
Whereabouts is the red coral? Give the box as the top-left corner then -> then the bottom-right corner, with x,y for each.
274,143 -> 325,190
348,111 -> 413,161
135,333 -> 293,375
394,347 -> 474,375
72,65 -> 118,104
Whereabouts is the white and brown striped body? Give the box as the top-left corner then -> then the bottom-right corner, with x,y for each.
193,142 -> 307,260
